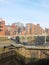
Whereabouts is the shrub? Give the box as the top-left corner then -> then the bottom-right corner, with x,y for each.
21,36 -> 25,40
27,36 -> 32,40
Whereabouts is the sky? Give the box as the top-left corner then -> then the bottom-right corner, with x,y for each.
0,0 -> 49,28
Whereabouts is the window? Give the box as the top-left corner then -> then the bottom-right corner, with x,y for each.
0,26 -> 3,28
0,29 -> 3,31
0,22 -> 3,24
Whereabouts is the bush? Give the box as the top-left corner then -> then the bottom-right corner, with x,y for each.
35,36 -> 45,45
46,36 -> 49,42
27,36 -> 32,40
27,58 -> 49,65
21,36 -> 25,40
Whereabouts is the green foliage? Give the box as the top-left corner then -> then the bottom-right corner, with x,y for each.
21,36 -> 25,40
27,58 -> 49,65
46,36 -> 49,42
27,36 -> 32,40
34,36 -> 45,45
30,57 -> 39,61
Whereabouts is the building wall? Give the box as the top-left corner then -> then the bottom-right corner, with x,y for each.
48,29 -> 49,35
5,24 -> 17,37
31,24 -> 36,35
26,23 -> 32,35
0,19 -> 48,36
36,24 -> 43,35
0,19 -> 5,36
16,47 -> 49,59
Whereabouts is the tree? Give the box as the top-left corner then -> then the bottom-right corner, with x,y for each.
35,36 -> 45,45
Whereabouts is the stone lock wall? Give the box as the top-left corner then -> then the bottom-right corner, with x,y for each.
16,47 -> 49,59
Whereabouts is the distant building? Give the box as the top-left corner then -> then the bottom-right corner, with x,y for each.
12,22 -> 24,34
5,25 -> 11,36
26,23 -> 44,35
36,24 -> 43,35
12,22 -> 24,28
21,27 -> 26,35
0,18 -> 5,36
31,24 -> 36,35
45,28 -> 49,35
26,23 -> 32,35
0,18 -> 49,36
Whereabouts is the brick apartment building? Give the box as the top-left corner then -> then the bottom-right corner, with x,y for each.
0,18 -> 49,37
31,24 -> 36,35
0,18 -> 5,36
21,27 -> 26,35
26,23 -> 32,35
5,24 -> 18,37
36,24 -> 43,35
11,23 -> 18,36
5,25 -> 11,36
26,23 -> 44,35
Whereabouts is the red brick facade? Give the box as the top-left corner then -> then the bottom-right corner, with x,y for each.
0,19 -> 49,37
0,19 -> 5,36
